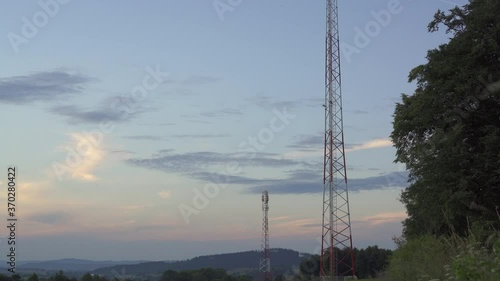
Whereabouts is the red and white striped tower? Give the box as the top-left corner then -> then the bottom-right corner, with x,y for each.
259,190 -> 271,281
320,0 -> 356,280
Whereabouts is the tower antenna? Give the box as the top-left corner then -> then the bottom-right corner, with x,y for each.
260,190 -> 271,281
320,0 -> 356,280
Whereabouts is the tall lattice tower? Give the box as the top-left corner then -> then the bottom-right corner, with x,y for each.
320,0 -> 356,280
259,190 -> 271,281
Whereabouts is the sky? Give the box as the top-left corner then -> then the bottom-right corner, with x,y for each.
0,0 -> 469,261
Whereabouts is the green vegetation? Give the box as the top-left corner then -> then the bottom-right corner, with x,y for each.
391,0 -> 500,238
385,232 -> 500,281
0,269 -> 251,281
298,246 -> 392,279
159,268 -> 251,281
387,0 -> 500,280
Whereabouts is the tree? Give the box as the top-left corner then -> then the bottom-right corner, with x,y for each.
391,0 -> 500,238
299,254 -> 320,277
80,273 -> 93,281
161,270 -> 178,281
28,274 -> 40,281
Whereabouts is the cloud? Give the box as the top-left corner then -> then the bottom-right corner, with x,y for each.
170,134 -> 231,139
246,95 -> 322,109
180,108 -> 241,123
289,135 -> 393,153
200,108 -> 242,118
355,211 -> 407,226
57,133 -> 105,181
27,212 -> 73,225
51,105 -> 131,124
122,135 -> 165,141
246,170 -> 410,194
159,122 -> 176,126
126,151 -> 299,175
0,70 -> 93,104
51,93 -> 154,124
346,138 -> 393,152
287,134 -> 323,149
285,137 -> 394,161
126,150 -> 409,194
182,75 -> 221,86
158,191 -> 172,199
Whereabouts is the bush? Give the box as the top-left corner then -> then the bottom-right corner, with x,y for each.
450,233 -> 500,281
384,231 -> 500,281
385,235 -> 454,281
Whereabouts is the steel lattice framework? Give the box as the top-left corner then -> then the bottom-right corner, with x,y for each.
320,0 -> 356,280
260,191 -> 271,281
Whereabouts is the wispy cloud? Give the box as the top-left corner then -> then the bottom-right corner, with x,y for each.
126,151 -> 299,175
122,135 -> 165,141
26,211 -> 73,225
246,95 -> 321,109
170,134 -> 231,139
356,211 -> 407,226
0,70 -> 94,104
246,170 -> 409,194
200,108 -> 242,118
51,93 -> 153,124
346,138 -> 393,152
158,191 -> 172,199
126,149 -> 409,195
182,75 -> 221,86
51,104 -> 131,124
287,134 -> 323,149
284,136 -> 393,160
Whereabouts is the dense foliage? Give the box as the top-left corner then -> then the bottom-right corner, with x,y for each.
386,0 -> 500,279
298,246 -> 392,279
159,268 -> 251,281
391,0 -> 500,237
0,269 -> 251,281
385,232 -> 500,281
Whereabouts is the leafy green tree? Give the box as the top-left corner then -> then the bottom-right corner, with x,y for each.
0,275 -> 12,281
160,270 -> 178,281
299,254 -> 320,277
235,276 -> 252,281
391,0 -> 500,237
80,273 -> 93,281
27,274 -> 40,281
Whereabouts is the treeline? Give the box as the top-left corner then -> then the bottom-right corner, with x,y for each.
298,246 -> 392,279
0,272 -> 113,281
387,0 -> 500,280
160,268 -> 251,281
0,268 -> 252,281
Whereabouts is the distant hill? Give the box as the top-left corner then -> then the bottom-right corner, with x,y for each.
93,248 -> 307,278
0,259 -> 149,273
